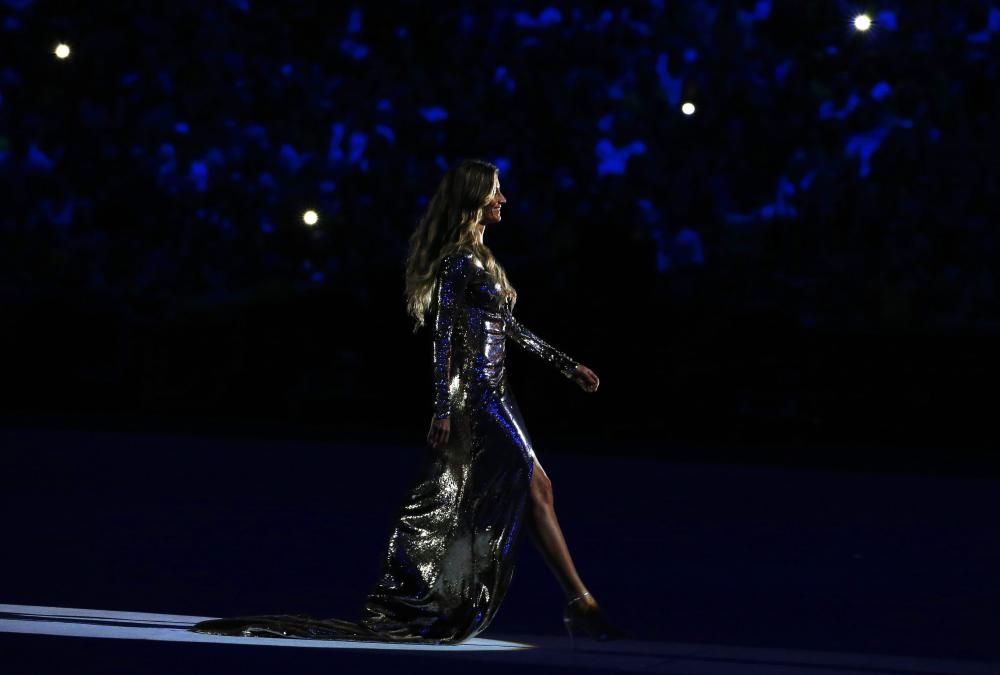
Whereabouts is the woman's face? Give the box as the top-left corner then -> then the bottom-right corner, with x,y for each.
481,176 -> 506,225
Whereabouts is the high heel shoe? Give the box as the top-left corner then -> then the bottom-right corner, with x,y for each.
563,591 -> 629,647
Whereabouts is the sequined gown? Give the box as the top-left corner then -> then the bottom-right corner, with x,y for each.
189,250 -> 578,643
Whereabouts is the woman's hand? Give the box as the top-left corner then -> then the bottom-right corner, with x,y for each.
572,364 -> 600,393
427,415 -> 451,448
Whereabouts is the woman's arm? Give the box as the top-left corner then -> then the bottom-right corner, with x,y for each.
504,302 -> 579,380
431,253 -> 474,419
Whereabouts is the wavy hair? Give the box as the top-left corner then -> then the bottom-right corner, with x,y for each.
404,159 -> 518,333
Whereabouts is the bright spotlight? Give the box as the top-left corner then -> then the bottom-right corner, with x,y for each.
303,210 -> 319,226
853,14 -> 872,31
54,43 -> 71,59
681,102 -> 696,115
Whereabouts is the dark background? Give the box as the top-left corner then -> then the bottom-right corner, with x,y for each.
2,0 -> 998,475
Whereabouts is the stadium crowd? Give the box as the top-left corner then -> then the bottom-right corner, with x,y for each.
2,0 -> 997,333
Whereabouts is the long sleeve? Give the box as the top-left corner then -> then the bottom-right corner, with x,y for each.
504,301 -> 578,380
431,253 -> 473,419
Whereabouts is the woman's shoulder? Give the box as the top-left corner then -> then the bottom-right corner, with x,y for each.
441,249 -> 474,262
439,249 -> 481,275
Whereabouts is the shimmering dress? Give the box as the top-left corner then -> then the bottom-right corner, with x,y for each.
189,250 -> 578,643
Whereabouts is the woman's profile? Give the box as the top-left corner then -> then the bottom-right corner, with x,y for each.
190,159 -> 625,645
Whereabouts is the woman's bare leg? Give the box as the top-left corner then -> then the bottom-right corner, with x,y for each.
527,459 -> 598,607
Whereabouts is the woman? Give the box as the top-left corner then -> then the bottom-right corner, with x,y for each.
190,159 -> 624,644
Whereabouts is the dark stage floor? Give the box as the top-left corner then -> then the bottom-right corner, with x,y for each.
2,427 -> 998,674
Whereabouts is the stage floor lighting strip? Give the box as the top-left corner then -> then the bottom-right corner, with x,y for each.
4,604 -> 999,674
0,604 -> 533,652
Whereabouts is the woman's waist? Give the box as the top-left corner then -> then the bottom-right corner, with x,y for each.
455,350 -> 508,385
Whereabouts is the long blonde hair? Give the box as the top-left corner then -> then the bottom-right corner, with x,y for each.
404,159 -> 518,333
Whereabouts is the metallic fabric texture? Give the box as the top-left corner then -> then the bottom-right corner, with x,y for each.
189,250 -> 578,644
